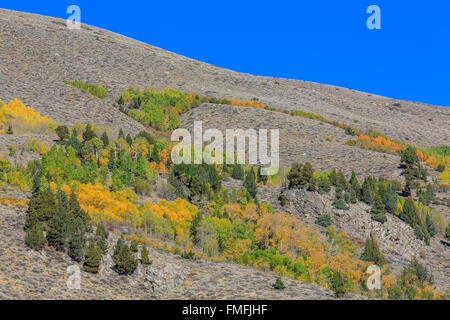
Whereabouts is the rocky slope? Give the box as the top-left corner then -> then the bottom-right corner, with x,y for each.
0,8 -> 449,145
0,203 -> 364,300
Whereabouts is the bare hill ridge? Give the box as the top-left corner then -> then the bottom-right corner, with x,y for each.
0,8 -> 449,146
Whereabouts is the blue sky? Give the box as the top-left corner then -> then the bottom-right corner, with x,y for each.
2,0 -> 449,106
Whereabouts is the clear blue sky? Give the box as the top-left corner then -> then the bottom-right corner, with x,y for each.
2,0 -> 449,106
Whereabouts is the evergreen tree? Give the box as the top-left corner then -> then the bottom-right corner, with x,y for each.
329,169 -> 337,186
100,131 -> 109,147
330,272 -> 346,298
318,175 -> 331,194
349,171 -> 361,200
360,236 -> 386,266
272,277 -> 286,290
113,236 -> 125,263
84,240 -> 102,273
335,170 -> 348,194
130,240 -> 138,253
55,125 -> 69,142
25,223 -> 46,250
25,187 -> 58,230
82,124 -> 96,142
370,194 -> 387,223
361,177 -> 374,205
68,128 -> 81,153
46,189 -> 70,251
6,125 -> 13,134
114,243 -> 138,275
243,168 -> 257,199
67,217 -> 87,262
385,192 -> 398,215
118,128 -> 125,139
126,134 -> 133,147
401,197 -> 418,227
69,190 -> 89,228
301,162 -> 314,186
287,162 -> 303,188
257,166 -> 268,185
308,176 -> 318,192
231,164 -> 244,180
141,245 -> 151,265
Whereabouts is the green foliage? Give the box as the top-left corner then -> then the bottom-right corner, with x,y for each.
370,194 -> 387,223
360,236 -> 386,266
130,240 -> 138,253
82,124 -> 97,142
330,271 -> 347,298
315,214 -> 332,228
55,125 -> 69,142
231,164 -> 245,180
243,168 -> 257,199
63,80 -> 107,99
272,277 -> 286,290
141,245 -> 152,265
84,240 -> 102,273
257,166 -> 268,185
288,162 -> 313,189
114,243 -> 138,275
25,223 -> 46,250
100,131 -> 109,147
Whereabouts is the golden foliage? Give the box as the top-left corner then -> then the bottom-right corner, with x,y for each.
0,98 -> 57,134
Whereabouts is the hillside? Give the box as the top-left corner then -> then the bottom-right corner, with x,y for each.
0,9 -> 449,145
0,8 -> 448,300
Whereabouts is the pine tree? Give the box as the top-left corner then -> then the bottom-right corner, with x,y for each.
243,168 -> 257,199
318,175 -> 331,194
55,125 -> 69,142
335,170 -> 348,194
330,272 -> 346,298
301,162 -> 314,186
100,131 -> 109,147
82,124 -> 96,142
349,171 -> 361,200
25,187 -> 58,230
113,236 -> 125,263
69,190 -> 89,228
231,164 -> 244,180
401,197 -> 418,227
84,240 -> 102,273
118,128 -> 125,139
141,245 -> 151,265
126,134 -> 133,146
25,223 -> 46,250
114,243 -> 138,275
6,125 -> 13,134
47,189 -> 70,251
361,177 -> 374,205
360,235 -> 386,266
308,176 -> 318,192
67,217 -> 87,262
287,162 -> 303,188
130,240 -> 138,253
370,194 -> 387,223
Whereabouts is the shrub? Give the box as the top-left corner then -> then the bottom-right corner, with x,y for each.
141,245 -> 152,265
63,80 -> 107,99
272,277 -> 286,290
315,214 -> 332,228
330,272 -> 347,298
84,240 -> 102,273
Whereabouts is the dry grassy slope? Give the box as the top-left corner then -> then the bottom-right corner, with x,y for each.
0,9 -> 449,146
0,204 -> 366,300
